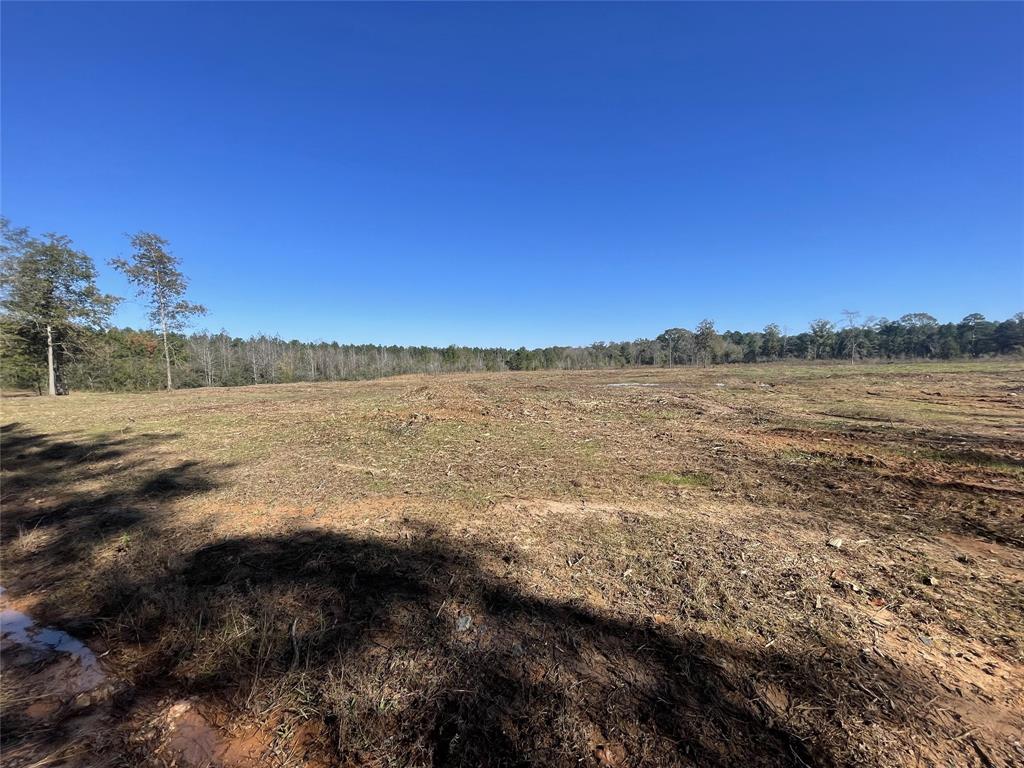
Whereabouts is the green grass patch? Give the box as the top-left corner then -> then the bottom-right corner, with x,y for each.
648,471 -> 712,488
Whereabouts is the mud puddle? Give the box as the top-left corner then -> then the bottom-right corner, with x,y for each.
0,586 -> 109,705
0,588 -> 284,766
0,586 -> 120,766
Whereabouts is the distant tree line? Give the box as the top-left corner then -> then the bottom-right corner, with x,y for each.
2,218 -> 1022,394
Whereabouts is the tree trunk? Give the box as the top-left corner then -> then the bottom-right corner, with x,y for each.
46,324 -> 57,396
161,321 -> 173,391
156,266 -> 173,391
159,295 -> 172,390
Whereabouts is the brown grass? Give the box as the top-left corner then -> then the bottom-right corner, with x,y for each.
1,360 -> 1022,767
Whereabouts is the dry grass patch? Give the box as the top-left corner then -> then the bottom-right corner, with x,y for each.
1,360 -> 1022,767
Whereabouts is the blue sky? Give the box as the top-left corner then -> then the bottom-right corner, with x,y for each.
3,2 -> 1022,347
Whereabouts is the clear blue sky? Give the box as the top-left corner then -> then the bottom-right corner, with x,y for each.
3,2 -> 1022,347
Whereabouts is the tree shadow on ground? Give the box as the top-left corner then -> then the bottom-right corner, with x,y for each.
0,424 -> 988,768
120,527 -> 947,768
1,422 -> 225,577
1,422 -> 237,766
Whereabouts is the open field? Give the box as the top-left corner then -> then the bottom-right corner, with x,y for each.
2,360 -> 1023,767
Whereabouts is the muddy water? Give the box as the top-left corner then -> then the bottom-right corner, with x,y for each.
0,586 -> 107,699
1,588 -> 280,766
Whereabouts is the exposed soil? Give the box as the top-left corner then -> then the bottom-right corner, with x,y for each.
1,361 -> 1022,766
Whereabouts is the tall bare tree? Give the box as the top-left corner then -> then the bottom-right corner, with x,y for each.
112,233 -> 206,391
841,309 -> 861,362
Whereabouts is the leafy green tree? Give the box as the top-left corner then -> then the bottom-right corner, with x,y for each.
807,319 -> 836,359
899,313 -> 939,357
694,319 -> 717,367
112,232 -> 206,390
656,328 -> 691,366
874,318 -> 902,358
936,324 -> 961,358
0,219 -> 118,395
505,347 -> 534,371
743,333 -> 761,363
761,323 -> 782,359
994,315 -> 1024,354
957,313 -> 992,357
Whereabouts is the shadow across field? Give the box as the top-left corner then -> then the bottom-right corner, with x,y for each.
118,527 -> 949,768
0,424 -> 965,767
1,422 -> 225,575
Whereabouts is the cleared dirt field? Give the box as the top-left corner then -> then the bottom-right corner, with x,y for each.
2,361 -> 1023,767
